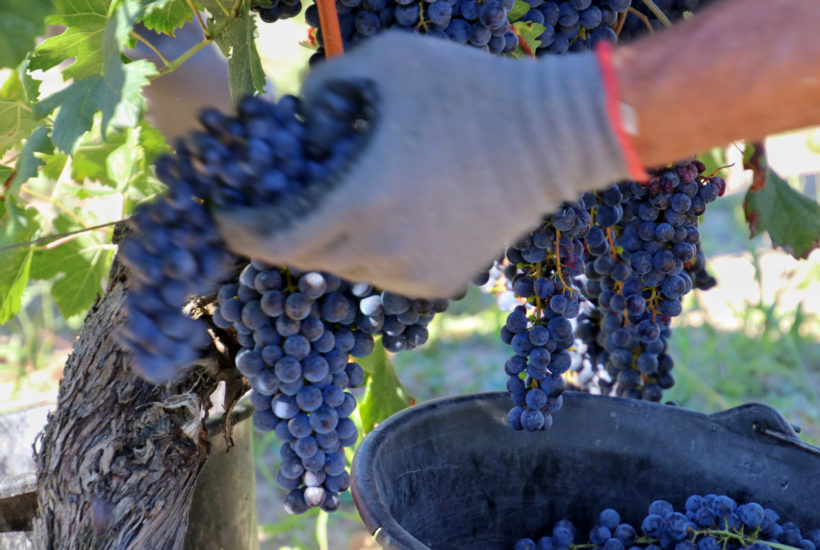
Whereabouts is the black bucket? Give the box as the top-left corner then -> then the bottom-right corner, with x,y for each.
351,392 -> 820,550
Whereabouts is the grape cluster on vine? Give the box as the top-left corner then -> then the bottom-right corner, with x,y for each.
500,198 -> 591,431
216,262 -> 372,513
577,161 -> 723,400
118,90 -> 367,383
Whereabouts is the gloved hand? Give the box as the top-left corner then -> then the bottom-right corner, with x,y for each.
214,32 -> 644,299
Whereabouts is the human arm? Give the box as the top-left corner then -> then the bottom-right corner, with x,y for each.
616,0 -> 820,166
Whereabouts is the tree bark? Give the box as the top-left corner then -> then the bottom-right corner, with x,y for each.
31,248 -> 243,549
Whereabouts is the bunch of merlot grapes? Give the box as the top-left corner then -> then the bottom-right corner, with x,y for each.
579,160 -> 724,400
118,89 -> 368,383
213,260 -> 447,513
305,0 -> 520,62
513,0 -> 631,55
514,495 -> 820,550
117,169 -> 237,383
215,261 -> 371,514
501,197 -> 592,431
251,0 -> 304,24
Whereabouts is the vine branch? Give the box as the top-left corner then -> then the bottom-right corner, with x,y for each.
130,30 -> 171,67
0,219 -> 124,254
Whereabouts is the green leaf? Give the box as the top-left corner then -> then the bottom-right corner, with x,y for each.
0,165 -> 13,185
72,128 -> 128,186
507,0 -> 530,22
357,341 -> 415,434
0,0 -> 54,69
0,199 -> 40,324
142,0 -> 194,34
10,124 -> 53,196
0,100 -> 37,157
33,60 -> 155,152
30,0 -> 110,80
30,214 -> 112,318
1,60 -> 42,104
512,21 -> 544,58
696,147 -> 730,179
198,0 -> 267,101
106,126 -> 143,185
33,0 -> 155,152
137,120 -> 170,163
743,143 -> 820,259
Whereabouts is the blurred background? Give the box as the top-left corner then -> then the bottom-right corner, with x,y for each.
1,13 -> 819,550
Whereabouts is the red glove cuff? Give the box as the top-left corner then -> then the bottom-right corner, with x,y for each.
596,41 -> 649,182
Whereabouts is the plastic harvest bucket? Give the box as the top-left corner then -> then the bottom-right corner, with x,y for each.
351,392 -> 820,550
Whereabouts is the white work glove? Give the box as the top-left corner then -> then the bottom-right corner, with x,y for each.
215,32 -> 642,298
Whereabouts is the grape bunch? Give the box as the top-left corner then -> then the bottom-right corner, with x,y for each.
214,259 -> 448,513
514,495 -> 820,550
513,0 -> 631,56
215,261 -> 372,514
118,90 -> 368,383
117,168 -> 237,383
578,160 -> 724,400
251,0 -> 304,24
305,0 -> 521,62
501,197 -> 592,431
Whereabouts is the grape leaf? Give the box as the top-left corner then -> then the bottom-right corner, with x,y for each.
743,143 -> 820,259
198,0 -> 267,102
0,199 -> 40,324
30,214 -> 112,319
1,60 -> 41,105
142,0 -> 194,35
0,100 -> 38,157
511,21 -> 545,59
0,0 -> 54,69
357,341 -> 415,434
137,120 -> 170,164
34,0 -> 156,152
72,129 -> 128,186
106,126 -> 143,186
696,147 -> 730,179
34,60 -> 155,153
30,0 -> 110,80
0,165 -> 13,185
10,124 -> 53,196
508,0 -> 531,22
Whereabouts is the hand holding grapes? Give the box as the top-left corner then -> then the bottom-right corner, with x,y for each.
214,32 -> 640,298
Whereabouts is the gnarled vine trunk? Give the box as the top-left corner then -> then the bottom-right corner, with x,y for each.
32,251 -> 242,549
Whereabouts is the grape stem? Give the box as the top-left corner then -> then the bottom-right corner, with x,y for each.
416,3 -> 430,31
639,0 -> 673,28
187,0 -> 209,34
130,30 -> 171,67
614,10 -> 628,36
553,230 -> 572,296
605,227 -> 618,261
534,261 -> 544,316
626,7 -> 654,33
151,0 -> 244,80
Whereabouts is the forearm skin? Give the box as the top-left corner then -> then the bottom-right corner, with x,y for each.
614,0 -> 820,168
